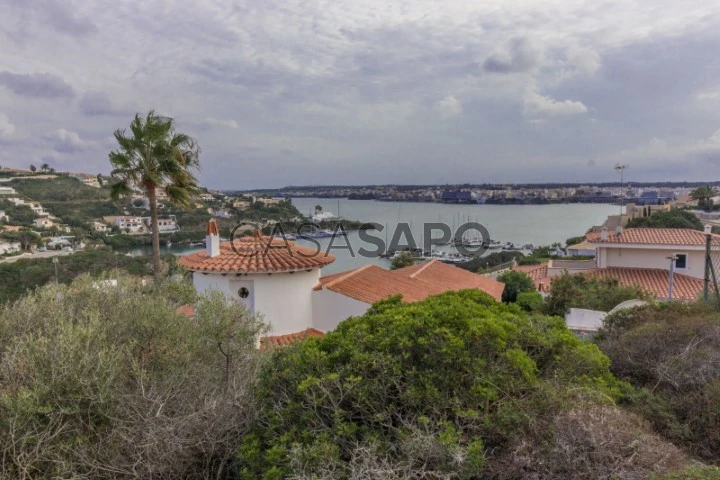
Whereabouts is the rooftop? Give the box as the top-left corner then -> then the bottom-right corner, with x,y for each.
179,236 -> 335,273
260,328 -> 325,351
585,267 -> 704,301
315,259 -> 504,303
587,228 -> 717,246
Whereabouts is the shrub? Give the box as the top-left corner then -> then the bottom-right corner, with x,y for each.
543,273 -> 650,316
389,251 -> 415,270
626,209 -> 703,230
0,275 -> 267,479
516,290 -> 544,312
497,270 -> 535,303
236,290 -> 624,479
597,302 -> 720,462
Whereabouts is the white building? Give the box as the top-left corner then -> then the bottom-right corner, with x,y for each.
91,221 -> 109,232
33,217 -> 54,229
72,174 -> 101,188
0,210 -> 8,222
0,186 -> 17,195
142,215 -> 180,233
181,221 -> 505,339
115,216 -> 144,233
0,240 -> 20,255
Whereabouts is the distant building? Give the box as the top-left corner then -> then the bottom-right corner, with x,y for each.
199,193 -> 216,201
33,217 -> 54,229
0,240 -> 20,255
0,210 -> 8,222
72,173 -> 101,188
91,221 -> 109,232
114,216 -> 144,233
0,186 -> 17,195
441,191 -> 475,204
255,197 -> 283,206
142,215 -> 180,233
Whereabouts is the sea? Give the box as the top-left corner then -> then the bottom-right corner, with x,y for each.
131,198 -> 619,275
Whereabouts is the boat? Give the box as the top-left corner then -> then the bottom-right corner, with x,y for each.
189,241 -> 205,247
298,229 -> 347,239
486,241 -> 504,249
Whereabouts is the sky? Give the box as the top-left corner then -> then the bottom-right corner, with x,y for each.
1,0 -> 720,189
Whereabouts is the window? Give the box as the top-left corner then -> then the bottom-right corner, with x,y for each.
238,287 -> 250,299
674,254 -> 687,270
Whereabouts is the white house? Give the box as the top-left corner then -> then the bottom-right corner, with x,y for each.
0,186 -> 17,195
142,215 -> 180,233
0,240 -> 20,255
179,220 -> 336,336
0,210 -> 8,222
566,241 -> 596,257
114,216 -> 144,233
72,174 -> 101,188
180,221 -> 505,339
91,221 -> 109,232
33,217 -> 54,229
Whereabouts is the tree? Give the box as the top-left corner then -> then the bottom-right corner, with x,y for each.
109,110 -> 200,282
0,275 -> 266,478
543,273 -> 650,316
626,209 -> 703,230
690,185 -> 717,211
40,162 -> 49,172
29,164 -> 36,172
389,251 -> 415,270
237,290 -> 682,479
96,173 -> 103,186
497,270 -> 535,303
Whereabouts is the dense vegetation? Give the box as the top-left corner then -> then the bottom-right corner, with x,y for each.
236,291 -> 691,479
0,276 -> 265,479
543,273 -> 651,316
626,209 -> 703,230
496,270 -> 535,303
597,302 -> 720,463
0,249 -> 178,303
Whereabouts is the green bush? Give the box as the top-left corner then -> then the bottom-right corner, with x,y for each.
497,270 -> 535,303
543,273 -> 650,316
626,209 -> 703,230
236,290 -> 628,479
0,275 -> 267,479
597,302 -> 720,462
516,290 -> 544,311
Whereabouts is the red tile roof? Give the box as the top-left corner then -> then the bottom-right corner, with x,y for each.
176,304 -> 195,317
259,328 -> 324,351
315,259 -> 504,303
588,228 -> 716,246
179,236 -> 335,273
584,267 -> 704,301
513,263 -> 553,292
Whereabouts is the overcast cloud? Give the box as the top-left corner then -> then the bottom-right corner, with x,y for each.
1,0 -> 720,188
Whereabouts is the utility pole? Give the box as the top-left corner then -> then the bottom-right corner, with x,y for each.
52,257 -> 59,284
615,163 -> 628,216
667,255 -> 677,300
704,224 -> 712,301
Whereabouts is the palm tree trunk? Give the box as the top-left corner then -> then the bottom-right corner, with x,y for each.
147,186 -> 161,283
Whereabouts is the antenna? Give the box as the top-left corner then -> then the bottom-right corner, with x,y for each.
615,163 -> 629,215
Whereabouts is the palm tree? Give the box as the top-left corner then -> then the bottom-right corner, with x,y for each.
109,110 -> 200,282
40,163 -> 49,172
690,185 -> 717,211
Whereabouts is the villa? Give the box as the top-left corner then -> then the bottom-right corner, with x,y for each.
513,227 -> 716,301
180,220 -> 505,337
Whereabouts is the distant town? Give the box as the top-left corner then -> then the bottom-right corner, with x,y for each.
234,181 -> 719,205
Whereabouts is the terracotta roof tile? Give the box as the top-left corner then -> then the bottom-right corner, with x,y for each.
513,263 -> 553,291
316,259 -> 504,303
179,236 -> 335,273
176,304 -> 195,317
584,267 -> 704,301
259,328 -> 324,351
588,228 -> 717,246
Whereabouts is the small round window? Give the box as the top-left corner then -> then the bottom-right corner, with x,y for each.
238,287 -> 250,299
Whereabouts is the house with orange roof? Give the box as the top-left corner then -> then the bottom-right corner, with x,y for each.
312,259 -> 504,332
513,226 -> 717,301
180,220 -> 504,339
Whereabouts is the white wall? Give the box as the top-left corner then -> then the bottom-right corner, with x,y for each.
312,288 -> 370,332
601,247 -> 705,279
193,269 -> 321,336
565,308 -> 606,331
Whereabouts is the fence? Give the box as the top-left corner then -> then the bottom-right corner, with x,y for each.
703,229 -> 720,307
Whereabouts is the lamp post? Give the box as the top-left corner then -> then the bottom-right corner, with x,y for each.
666,255 -> 677,300
615,163 -> 628,216
52,257 -> 59,284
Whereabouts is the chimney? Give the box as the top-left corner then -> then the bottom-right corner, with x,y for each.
206,219 -> 220,257
704,224 -> 712,235
601,227 -> 608,241
615,226 -> 623,236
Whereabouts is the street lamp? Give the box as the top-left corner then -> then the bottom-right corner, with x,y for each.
666,255 -> 677,300
615,163 -> 628,216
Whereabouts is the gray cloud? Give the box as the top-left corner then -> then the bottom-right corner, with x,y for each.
0,71 -> 75,98
45,129 -> 89,153
78,92 -> 129,116
483,37 -> 543,74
